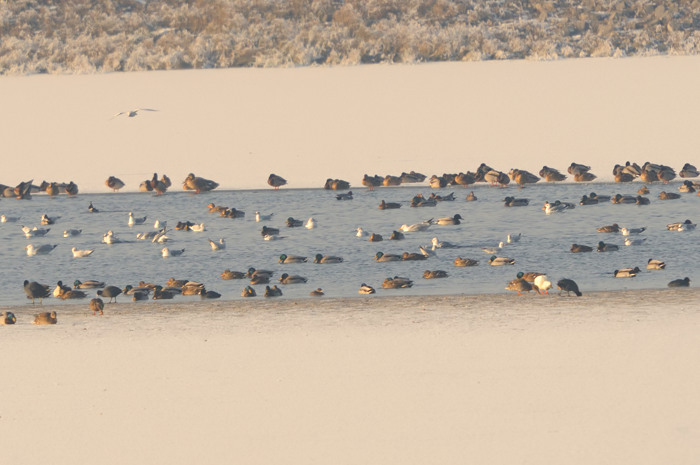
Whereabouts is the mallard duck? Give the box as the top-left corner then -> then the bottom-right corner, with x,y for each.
635,196 -> 651,205
539,166 -> 567,182
33,311 -> 57,325
313,254 -> 343,264
59,287 -> 87,299
429,175 -> 448,188
384,175 -> 402,187
242,286 -> 257,297
198,288 -> 221,299
52,281 -> 70,298
152,285 -> 176,299
567,163 -> 591,176
267,173 -> 287,190
368,233 -> 383,242
613,267 -> 641,278
25,244 -> 57,256
279,254 -> 307,264
488,255 -> 515,266
659,191 -> 681,200
483,170 -> 510,186
358,283 -> 376,294
1,311 -> 17,324
679,163 -> 699,178
221,269 -> 245,280
378,200 -> 401,209
106,176 -> 125,191
640,169 -> 658,183
454,257 -> 478,267
646,259 -> 666,270
246,268 -> 274,279
435,214 -> 463,225
286,217 -> 304,227
668,277 -> 690,288
517,272 -> 544,282
309,288 -> 325,296
97,285 -> 123,303
382,276 -> 413,288
402,252 -> 427,261
533,275 -> 552,294
614,172 -> 635,183
574,172 -> 597,182
362,174 -> 383,190
73,280 -> 105,289
336,191 -> 353,200
596,223 -> 620,233
124,286 -> 149,301
410,194 -> 436,207
503,196 -> 529,207
557,278 -> 582,296
324,178 -> 351,190
183,173 -> 219,193
264,285 -> 283,297
400,171 -> 426,183
597,241 -> 619,252
209,238 -> 226,250
423,270 -> 448,279
611,194 -> 636,204
667,219 -> 696,231
374,252 -> 402,262
279,273 -> 307,284
637,186 -> 650,195
508,169 -> 540,186
658,167 -> 676,183
570,244 -> 593,253
579,195 -> 598,205
465,191 -> 477,201
250,275 -> 270,285
40,213 -> 60,225
389,230 -> 405,240
261,226 -> 280,237
505,277 -> 533,295
679,181 -> 696,193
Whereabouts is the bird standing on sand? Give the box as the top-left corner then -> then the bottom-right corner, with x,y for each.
90,298 -> 104,315
268,174 -> 287,190
97,285 -> 123,303
106,176 -> 125,192
557,279 -> 582,296
1,311 -> 17,325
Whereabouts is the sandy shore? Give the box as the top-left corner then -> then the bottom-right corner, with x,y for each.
2,289 -> 699,464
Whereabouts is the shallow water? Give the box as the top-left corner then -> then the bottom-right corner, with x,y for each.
2,181 -> 698,306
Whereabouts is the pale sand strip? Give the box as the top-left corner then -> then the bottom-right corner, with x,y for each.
2,289 -> 699,464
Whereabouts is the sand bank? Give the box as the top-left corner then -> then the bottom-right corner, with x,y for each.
2,289 -> 699,464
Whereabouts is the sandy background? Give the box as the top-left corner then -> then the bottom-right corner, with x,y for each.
1,55 -> 699,193
2,289 -> 699,464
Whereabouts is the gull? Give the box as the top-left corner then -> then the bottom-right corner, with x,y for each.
102,230 -> 121,244
419,246 -> 437,258
112,108 -> 158,118
356,227 -> 368,237
431,237 -> 460,249
399,220 -> 433,232
128,212 -> 147,227
72,247 -> 95,258
1,215 -> 20,223
482,242 -> 505,254
154,220 -> 166,229
22,226 -> 50,238
63,229 -> 82,237
305,218 -> 316,229
507,233 -> 521,243
26,244 -> 57,256
620,227 -> 646,236
190,223 -> 206,232
152,230 -> 170,243
209,238 -> 226,250
255,211 -> 274,222
162,247 -> 185,257
624,237 -> 646,246
263,234 -> 284,241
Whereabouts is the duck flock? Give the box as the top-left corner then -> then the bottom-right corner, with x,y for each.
2,160 -> 699,324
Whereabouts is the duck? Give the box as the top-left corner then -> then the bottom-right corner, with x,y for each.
264,285 -> 283,297
242,286 -> 257,297
679,181 -> 696,193
336,191 -> 353,200
162,247 -> 185,257
136,231 -> 159,240
614,172 -> 635,183
285,217 -> 303,228
635,196 -> 651,205
573,172 -> 597,182
325,178 -> 351,190
611,194 -> 636,204
454,257 -> 479,267
378,200 -> 401,210
368,232 -> 383,242
152,285 -> 176,299
597,241 -> 619,252
89,298 -> 104,315
488,255 -> 515,266
640,169 -> 658,183
418,246 -> 436,258
429,175 -> 448,188
33,311 -> 58,325
220,208 -> 245,219
624,237 -> 646,246
533,275 -> 553,294
183,173 -> 219,193
73,280 -> 105,289
668,277 -> 690,288
557,278 -> 582,296
567,163 -> 591,176
24,280 -> 51,304
432,192 -> 456,202
543,201 -> 567,214
508,169 -> 540,186
309,288 -> 325,297
614,267 -> 641,278
401,171 -> 427,183
399,220 -> 433,232
221,269 -> 246,280
97,285 -> 123,303
313,254 -> 343,264
198,287 -> 221,299
53,281 -> 71,297
1,311 -> 17,325
305,218 -> 316,229
279,273 -> 307,284
570,244 -> 593,253
646,259 -> 666,270
72,247 -> 94,258
279,254 -> 307,264
384,175 -> 403,187
637,186 -> 650,195
620,227 -> 646,235
261,226 -> 280,237
250,275 -> 270,285
435,214 -> 463,225
122,285 -> 149,301
505,277 -> 533,295
58,287 -> 88,300
63,229 -> 82,237
402,252 -> 427,261
246,268 -> 274,279
539,166 -> 567,182
465,191 -> 477,201
658,168 -> 676,184
679,163 -> 699,178
410,194 -> 436,207
518,272 -> 544,282
389,230 -> 405,240
374,252 -> 402,262
267,173 -> 287,190
503,196 -> 529,207
358,283 -> 376,294
150,173 -> 168,195
106,176 -> 125,191
25,244 -> 57,256
382,276 -> 413,288
362,174 -> 383,190
423,270 -> 448,279
667,219 -> 696,231
579,195 -> 598,205
40,213 -> 59,225
659,191 -> 681,200
128,212 -> 147,226
483,170 -> 510,186
596,223 -> 620,233
209,238 -> 226,250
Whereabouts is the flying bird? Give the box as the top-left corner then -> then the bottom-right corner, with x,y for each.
112,108 -> 158,118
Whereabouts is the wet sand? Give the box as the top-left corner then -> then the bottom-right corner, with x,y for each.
2,289 -> 699,464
